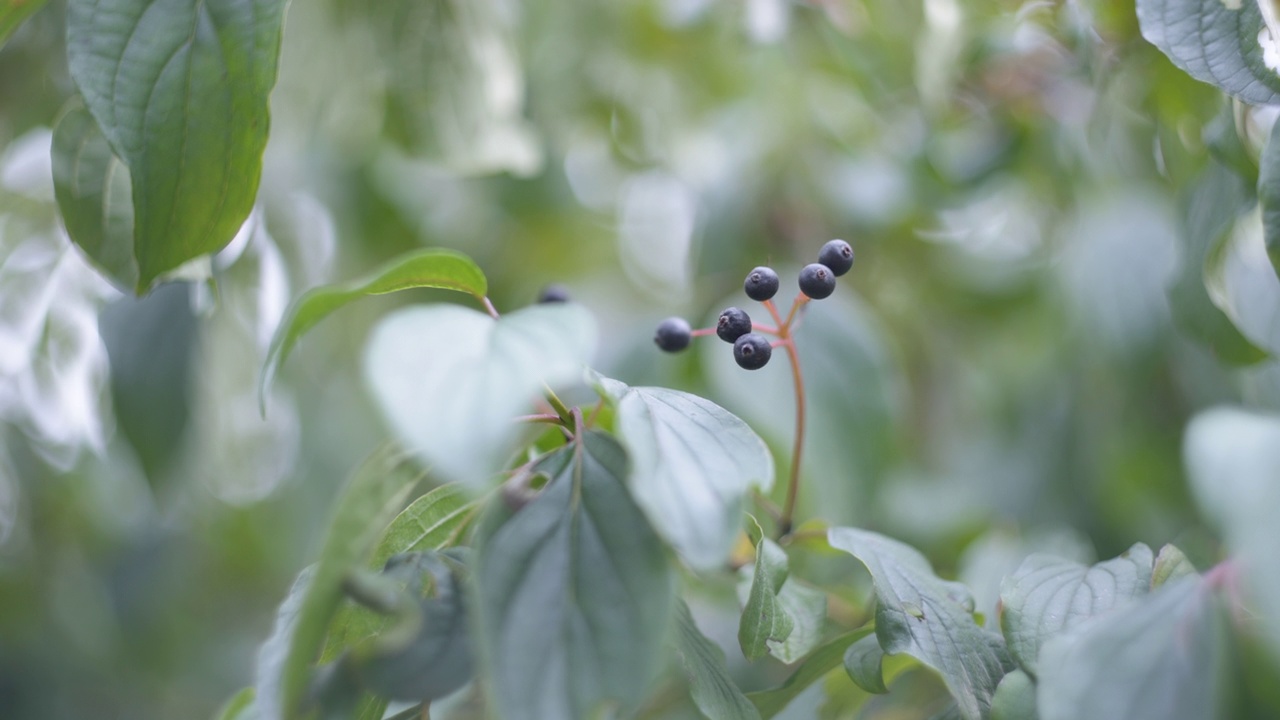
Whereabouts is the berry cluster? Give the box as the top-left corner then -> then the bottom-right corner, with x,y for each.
653,239 -> 854,369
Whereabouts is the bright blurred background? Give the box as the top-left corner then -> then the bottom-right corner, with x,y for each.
0,0 -> 1271,717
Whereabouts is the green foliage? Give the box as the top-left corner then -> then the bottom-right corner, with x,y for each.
672,600 -> 762,720
1137,0 -> 1280,104
989,670 -> 1036,720
737,516 -> 794,661
842,634 -> 888,695
0,0 -> 48,47
747,630 -> 872,720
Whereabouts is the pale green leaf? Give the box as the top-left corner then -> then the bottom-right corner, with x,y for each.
672,600 -> 761,720
843,634 -> 888,694
474,432 -> 675,720
765,580 -> 827,664
1261,118 -> 1280,281
261,248 -> 489,405
1137,0 -> 1280,105
1151,544 -> 1197,589
738,516 -> 794,661
990,670 -> 1037,720
747,630 -> 872,720
0,1 -> 48,51
596,376 -> 774,570
999,543 -> 1154,676
66,0 -> 287,290
365,303 -> 596,485
828,527 -> 1011,720
212,687 -> 255,720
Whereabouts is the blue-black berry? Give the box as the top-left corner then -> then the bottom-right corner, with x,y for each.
817,240 -> 854,277
716,307 -> 752,343
654,317 -> 692,352
798,263 -> 836,299
744,266 -> 780,302
733,333 -> 772,370
538,284 -> 571,303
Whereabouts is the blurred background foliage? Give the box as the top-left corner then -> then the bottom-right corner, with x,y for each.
0,0 -> 1272,717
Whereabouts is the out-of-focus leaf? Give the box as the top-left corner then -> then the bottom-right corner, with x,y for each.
828,527 -> 1011,720
474,432 -> 674,720
253,565 -> 314,720
364,303 -> 595,486
738,517 -> 793,661
747,630 -> 872,720
1151,544 -> 1197,589
1137,0 -> 1280,105
989,670 -> 1037,720
672,600 -> 762,720
212,687 -> 255,720
0,0 -> 48,48
1259,118 -> 1280,280
765,579 -> 827,664
998,543 -> 1154,676
596,376 -> 774,570
260,248 -> 489,406
843,634 -> 888,694
1036,577 -> 1230,720
66,0 -> 287,291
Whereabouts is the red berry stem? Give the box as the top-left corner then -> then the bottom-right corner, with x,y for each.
690,327 -> 718,337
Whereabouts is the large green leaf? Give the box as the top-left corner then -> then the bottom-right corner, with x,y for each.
747,630 -> 872,719
596,376 -> 774,570
473,432 -> 675,720
261,248 -> 489,405
998,543 -> 1154,676
672,600 -> 762,720
51,102 -> 138,290
264,445 -> 423,720
1137,0 -> 1280,105
738,517 -> 794,661
66,0 -> 287,291
0,0 -> 48,49
364,302 -> 596,486
828,527 -> 1011,720
1036,577 -> 1231,720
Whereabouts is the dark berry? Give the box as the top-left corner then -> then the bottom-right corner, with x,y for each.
654,317 -> 692,352
817,239 -> 854,277
716,307 -> 752,343
744,266 -> 780,302
537,284 -> 571,303
798,263 -> 836,299
733,333 -> 772,370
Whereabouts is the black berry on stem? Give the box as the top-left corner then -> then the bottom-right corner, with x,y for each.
537,284 -> 571,303
817,240 -> 854,277
744,266 -> 780,302
733,333 -> 772,370
798,263 -> 836,299
654,317 -> 692,352
716,307 -> 753,343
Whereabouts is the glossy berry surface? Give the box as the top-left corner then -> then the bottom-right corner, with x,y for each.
798,263 -> 836,299
733,333 -> 772,370
654,317 -> 692,352
537,284 -> 571,303
716,307 -> 752,343
817,240 -> 854,276
744,266 -> 780,302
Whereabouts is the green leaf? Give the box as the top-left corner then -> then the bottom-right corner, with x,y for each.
260,248 -> 490,405
998,543 -> 1154,677
672,600 -> 762,720
843,634 -> 888,694
365,303 -> 596,485
1260,118 -> 1280,280
738,517 -> 794,661
66,0 -> 287,291
989,670 -> 1037,720
253,565 -> 315,720
1137,0 -> 1280,105
765,580 -> 827,664
0,0 -> 48,48
1036,577 -> 1231,720
1184,407 -> 1280,660
473,431 -> 675,720
747,630 -> 872,720
1151,544 -> 1197,589
51,102 -> 138,290
212,687 -> 255,720
1168,163 -> 1269,365
595,376 -> 774,570
270,445 -> 423,720
828,527 -> 1011,720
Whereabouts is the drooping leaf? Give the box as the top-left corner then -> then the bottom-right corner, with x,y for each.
1137,0 -> 1280,105
473,431 -> 675,720
738,517 -> 794,661
364,303 -> 596,486
747,630 -> 872,720
269,445 -> 423,720
672,600 -> 762,720
843,634 -> 888,694
989,670 -> 1036,720
0,0 -> 49,47
1036,577 -> 1231,720
212,687 -> 255,720
1151,544 -> 1197,589
998,543 -> 1154,676
596,376 -> 774,570
828,527 -> 1011,720
260,248 -> 489,405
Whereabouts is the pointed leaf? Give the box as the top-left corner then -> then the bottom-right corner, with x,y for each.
1151,544 -> 1197,589
672,600 -> 762,720
828,527 -> 1011,720
747,630 -> 872,719
998,543 -> 1154,676
66,0 -> 288,290
738,517 -> 794,661
843,634 -> 888,694
261,248 -> 489,404
364,303 -> 596,485
0,0 -> 49,48
1137,0 -> 1280,105
474,432 -> 675,720
596,376 -> 774,570
989,670 -> 1036,720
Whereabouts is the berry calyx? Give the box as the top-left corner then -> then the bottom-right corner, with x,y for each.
716,307 -> 752,343
733,333 -> 772,370
744,266 -> 780,302
654,317 -> 692,352
537,284 -> 571,303
817,240 -> 854,277
798,263 -> 836,299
